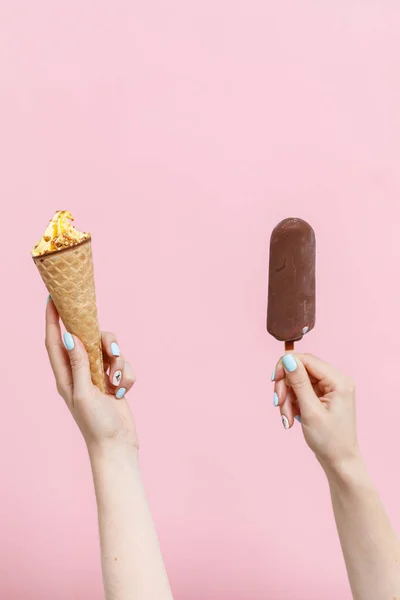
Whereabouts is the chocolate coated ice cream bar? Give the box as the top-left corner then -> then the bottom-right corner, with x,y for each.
267,218 -> 316,349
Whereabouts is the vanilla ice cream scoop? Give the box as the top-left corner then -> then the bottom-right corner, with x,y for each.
32,210 -> 90,257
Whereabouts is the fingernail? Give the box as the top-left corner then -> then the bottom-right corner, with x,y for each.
295,415 -> 302,423
63,332 -> 75,350
112,371 -> 122,386
116,387 -> 126,399
271,368 -> 276,381
282,415 -> 290,430
273,392 -> 279,407
46,295 -> 51,304
111,342 -> 120,357
282,354 -> 297,372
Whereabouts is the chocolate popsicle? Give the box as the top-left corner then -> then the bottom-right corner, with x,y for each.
267,218 -> 316,351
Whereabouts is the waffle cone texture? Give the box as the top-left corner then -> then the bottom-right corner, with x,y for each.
33,239 -> 105,392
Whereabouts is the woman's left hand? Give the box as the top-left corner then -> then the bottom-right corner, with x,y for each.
45,299 -> 138,453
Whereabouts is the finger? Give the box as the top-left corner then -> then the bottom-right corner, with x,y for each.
62,332 -> 93,398
107,351 -> 125,387
101,331 -> 121,360
101,331 -> 125,386
273,362 -> 319,387
114,361 -> 136,399
109,359 -> 124,388
281,354 -> 322,419
296,353 -> 344,391
101,331 -> 124,376
293,400 -> 302,424
272,355 -> 319,386
286,387 -> 302,423
271,361 -> 285,383
45,299 -> 72,395
280,388 -> 297,429
273,377 -> 287,408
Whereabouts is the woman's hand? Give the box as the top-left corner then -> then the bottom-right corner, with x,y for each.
273,353 -> 400,600
272,353 -> 360,472
45,299 -> 137,452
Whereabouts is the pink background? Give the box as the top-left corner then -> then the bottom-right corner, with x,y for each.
1,1 -> 400,598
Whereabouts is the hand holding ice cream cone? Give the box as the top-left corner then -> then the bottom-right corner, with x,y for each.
45,299 -> 137,449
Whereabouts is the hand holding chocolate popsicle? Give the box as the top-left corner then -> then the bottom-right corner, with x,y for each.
267,218 -> 316,351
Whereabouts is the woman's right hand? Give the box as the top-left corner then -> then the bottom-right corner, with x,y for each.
272,353 -> 360,473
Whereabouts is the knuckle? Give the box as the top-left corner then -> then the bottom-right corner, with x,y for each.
56,382 -> 72,404
56,383 -> 64,397
125,373 -> 137,387
72,392 -> 86,405
69,352 -> 84,370
337,376 -> 355,395
104,331 -> 117,340
45,337 -> 63,354
290,375 -> 308,392
307,406 -> 323,425
73,386 -> 93,405
44,336 -> 55,352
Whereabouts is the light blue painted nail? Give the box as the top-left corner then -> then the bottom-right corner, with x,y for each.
271,368 -> 276,382
116,387 -> 126,399
282,354 -> 297,372
63,332 -> 75,350
111,342 -> 120,357
273,392 -> 279,407
295,415 -> 302,423
46,295 -> 51,304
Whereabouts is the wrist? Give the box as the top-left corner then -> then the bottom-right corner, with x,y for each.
319,451 -> 366,487
88,440 -> 143,512
87,439 -> 139,467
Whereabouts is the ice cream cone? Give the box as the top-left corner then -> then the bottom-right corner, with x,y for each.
33,238 -> 105,392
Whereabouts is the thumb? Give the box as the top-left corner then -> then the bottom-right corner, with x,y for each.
281,354 -> 321,419
63,332 -> 93,397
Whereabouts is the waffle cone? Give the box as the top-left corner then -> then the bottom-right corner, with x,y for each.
33,239 -> 105,392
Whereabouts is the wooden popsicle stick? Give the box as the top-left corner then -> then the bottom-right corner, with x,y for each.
285,341 -> 294,352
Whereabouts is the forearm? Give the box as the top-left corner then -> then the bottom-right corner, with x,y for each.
89,443 -> 173,600
324,456 -> 400,600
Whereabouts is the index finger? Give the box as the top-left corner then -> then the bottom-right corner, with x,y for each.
298,353 -> 347,393
273,353 -> 341,387
45,299 -> 72,395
